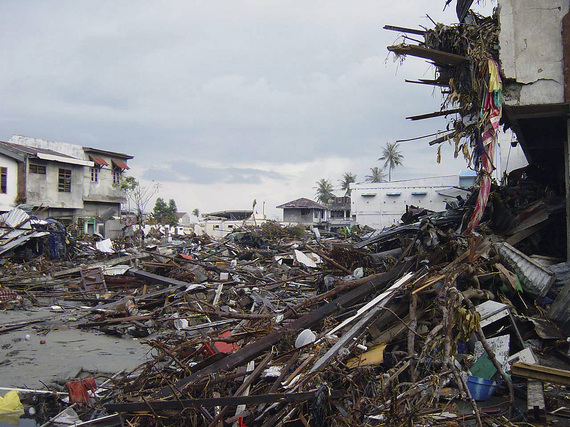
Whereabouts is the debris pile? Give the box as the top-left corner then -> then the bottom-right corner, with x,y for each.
0,189 -> 569,426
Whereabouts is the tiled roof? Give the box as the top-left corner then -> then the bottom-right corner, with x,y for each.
276,198 -> 326,209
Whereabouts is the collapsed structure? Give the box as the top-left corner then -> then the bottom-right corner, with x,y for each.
0,2 -> 570,426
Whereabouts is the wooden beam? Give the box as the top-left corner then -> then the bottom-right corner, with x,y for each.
154,261 -> 412,398
406,108 -> 461,121
511,362 -> 570,386
107,390 -> 344,413
383,25 -> 425,36
428,132 -> 458,146
405,79 -> 450,87
387,44 -> 467,66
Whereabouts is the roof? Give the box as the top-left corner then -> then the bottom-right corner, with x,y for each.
203,210 -> 253,220
276,198 -> 326,209
175,212 -> 188,218
90,156 -> 109,166
112,160 -> 130,170
0,140 -> 93,167
84,147 -> 134,160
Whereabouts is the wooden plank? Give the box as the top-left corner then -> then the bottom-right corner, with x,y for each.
383,25 -> 425,36
511,362 -> 570,386
405,79 -> 450,87
107,390 -> 344,413
310,272 -> 414,373
387,44 -> 467,66
153,261 -> 412,398
52,254 -> 147,278
406,108 -> 461,121
527,380 -> 545,412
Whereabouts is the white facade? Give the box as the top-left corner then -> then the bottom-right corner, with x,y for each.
499,0 -> 569,106
0,156 -> 19,212
351,175 -> 471,230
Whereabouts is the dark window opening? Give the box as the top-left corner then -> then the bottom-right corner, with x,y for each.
58,169 -> 72,192
0,167 -> 6,193
29,164 -> 46,174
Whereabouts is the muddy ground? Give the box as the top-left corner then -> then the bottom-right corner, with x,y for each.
0,308 -> 152,390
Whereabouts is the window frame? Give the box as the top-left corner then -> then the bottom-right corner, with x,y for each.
29,164 -> 46,175
112,169 -> 121,184
58,168 -> 72,192
90,167 -> 99,183
0,167 -> 6,194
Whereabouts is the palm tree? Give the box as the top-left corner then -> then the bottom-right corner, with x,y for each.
315,178 -> 335,204
339,172 -> 356,196
365,167 -> 386,183
378,142 -> 404,181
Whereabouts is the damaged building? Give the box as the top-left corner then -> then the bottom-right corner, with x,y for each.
0,135 -> 132,237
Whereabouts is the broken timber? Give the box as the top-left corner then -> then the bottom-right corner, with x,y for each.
387,44 -> 467,66
107,390 -> 344,413
511,362 -> 570,386
154,261 -> 412,398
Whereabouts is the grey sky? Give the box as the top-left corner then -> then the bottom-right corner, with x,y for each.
0,1 -> 495,219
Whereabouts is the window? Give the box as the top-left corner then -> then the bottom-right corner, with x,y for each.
112,170 -> 121,184
58,169 -> 72,192
29,164 -> 46,174
0,167 -> 6,193
90,167 -> 98,182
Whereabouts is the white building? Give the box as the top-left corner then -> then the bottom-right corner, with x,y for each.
350,173 -> 475,230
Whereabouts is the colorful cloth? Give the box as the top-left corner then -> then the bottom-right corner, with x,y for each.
466,59 -> 502,233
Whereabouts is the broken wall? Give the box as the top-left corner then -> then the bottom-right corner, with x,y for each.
499,0 -> 569,105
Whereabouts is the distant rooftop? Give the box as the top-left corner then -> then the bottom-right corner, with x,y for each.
276,198 -> 326,209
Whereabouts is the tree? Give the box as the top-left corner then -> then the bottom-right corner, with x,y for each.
365,167 -> 386,183
119,176 -> 159,223
378,142 -> 404,181
192,208 -> 200,218
118,176 -> 160,244
315,178 -> 335,204
152,198 -> 179,226
339,172 -> 356,196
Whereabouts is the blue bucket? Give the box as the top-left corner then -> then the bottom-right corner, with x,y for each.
466,375 -> 498,401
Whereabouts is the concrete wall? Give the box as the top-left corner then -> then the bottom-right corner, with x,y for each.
499,0 -> 569,105
11,135 -> 85,159
0,156 -> 19,211
351,175 -> 464,230
26,161 -> 84,209
282,208 -> 324,225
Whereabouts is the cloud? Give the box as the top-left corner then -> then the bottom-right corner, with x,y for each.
0,0 -> 497,219
142,161 -> 285,185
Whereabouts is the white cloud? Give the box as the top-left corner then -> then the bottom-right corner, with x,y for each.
0,0 -> 496,221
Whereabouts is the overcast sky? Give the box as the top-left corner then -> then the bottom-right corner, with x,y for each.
0,1 -> 496,219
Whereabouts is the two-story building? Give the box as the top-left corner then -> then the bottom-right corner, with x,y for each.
276,197 -> 353,232
0,136 -> 133,237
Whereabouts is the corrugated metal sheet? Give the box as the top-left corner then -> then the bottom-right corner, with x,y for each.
497,242 -> 555,298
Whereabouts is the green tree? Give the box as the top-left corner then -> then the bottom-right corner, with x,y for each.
339,172 -> 356,196
152,198 -> 179,226
365,167 -> 386,183
315,178 -> 335,204
192,208 -> 200,218
378,142 -> 404,182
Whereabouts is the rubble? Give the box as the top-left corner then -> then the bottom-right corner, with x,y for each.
0,186 -> 568,427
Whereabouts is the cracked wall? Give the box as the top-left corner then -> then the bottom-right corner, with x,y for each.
499,0 -> 569,105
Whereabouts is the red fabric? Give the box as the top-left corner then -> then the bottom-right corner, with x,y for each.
466,59 -> 502,233
65,378 -> 97,404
